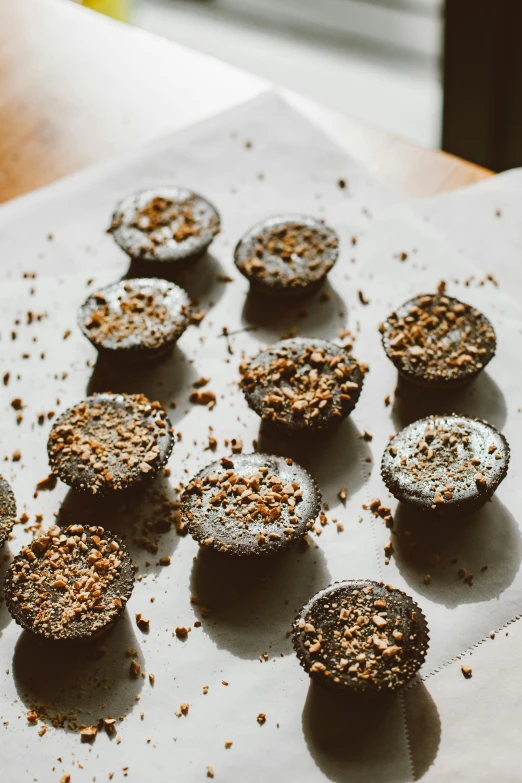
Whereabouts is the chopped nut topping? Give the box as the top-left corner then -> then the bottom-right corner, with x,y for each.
5,525 -> 132,640
48,394 -> 172,494
235,218 -> 339,292
240,338 -> 362,430
295,581 -> 428,692
80,279 -> 189,352
382,293 -> 496,384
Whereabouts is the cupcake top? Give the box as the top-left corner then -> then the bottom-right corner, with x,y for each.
380,293 -> 496,388
78,278 -> 190,357
5,525 -> 134,641
293,580 -> 429,694
240,338 -> 364,433
381,414 -> 509,515
48,393 -> 173,494
109,187 -> 220,262
0,476 -> 16,548
234,215 -> 339,295
182,453 -> 321,555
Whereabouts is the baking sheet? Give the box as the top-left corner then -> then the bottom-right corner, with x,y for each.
413,168 -> 522,300
0,91 -> 521,783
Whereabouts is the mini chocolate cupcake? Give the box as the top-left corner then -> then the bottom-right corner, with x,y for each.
234,215 -> 339,297
0,476 -> 16,548
381,414 -> 509,516
380,293 -> 496,389
78,278 -> 190,362
182,453 -> 321,555
109,187 -> 220,263
48,393 -> 173,495
5,525 -> 134,641
240,338 -> 364,435
293,580 -> 429,695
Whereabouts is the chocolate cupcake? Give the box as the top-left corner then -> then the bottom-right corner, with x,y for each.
381,414 -> 509,517
182,453 -> 321,555
240,338 -> 364,435
78,278 -> 190,362
234,215 -> 339,297
380,293 -> 496,389
0,476 -> 16,548
293,580 -> 429,695
109,187 -> 220,263
5,525 -> 134,641
48,393 -> 173,495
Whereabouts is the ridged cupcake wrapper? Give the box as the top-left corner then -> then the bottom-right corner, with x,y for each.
292,579 -> 430,696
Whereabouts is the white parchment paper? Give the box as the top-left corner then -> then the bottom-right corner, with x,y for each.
0,92 -> 521,783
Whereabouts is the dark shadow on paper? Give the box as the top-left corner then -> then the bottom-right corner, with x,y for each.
403,682 -> 442,780
12,612 -> 144,734
0,547 -> 13,636
190,544 -> 331,660
302,680 -> 440,782
56,472 -> 181,577
391,372 -> 507,432
240,280 -> 348,344
391,497 -> 520,607
255,417 -> 372,504
86,346 -> 198,426
126,251 -> 227,310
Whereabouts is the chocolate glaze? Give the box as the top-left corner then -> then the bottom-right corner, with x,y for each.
381,414 -> 509,517
234,215 -> 339,297
182,453 -> 321,556
109,187 -> 220,263
240,337 -> 364,434
293,580 -> 429,695
78,277 -> 190,362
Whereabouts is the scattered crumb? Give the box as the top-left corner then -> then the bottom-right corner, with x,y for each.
129,660 -> 141,679
35,474 -> 57,491
80,725 -> 98,742
461,665 -> 472,679
231,438 -> 243,454
135,613 -> 150,632
190,390 -> 216,409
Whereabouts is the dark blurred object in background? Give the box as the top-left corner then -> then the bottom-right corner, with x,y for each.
443,0 -> 522,171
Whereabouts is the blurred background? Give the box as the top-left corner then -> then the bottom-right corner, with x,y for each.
74,1 -> 522,171
79,0 -> 442,147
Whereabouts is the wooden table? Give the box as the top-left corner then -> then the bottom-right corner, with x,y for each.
0,0 -> 492,204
